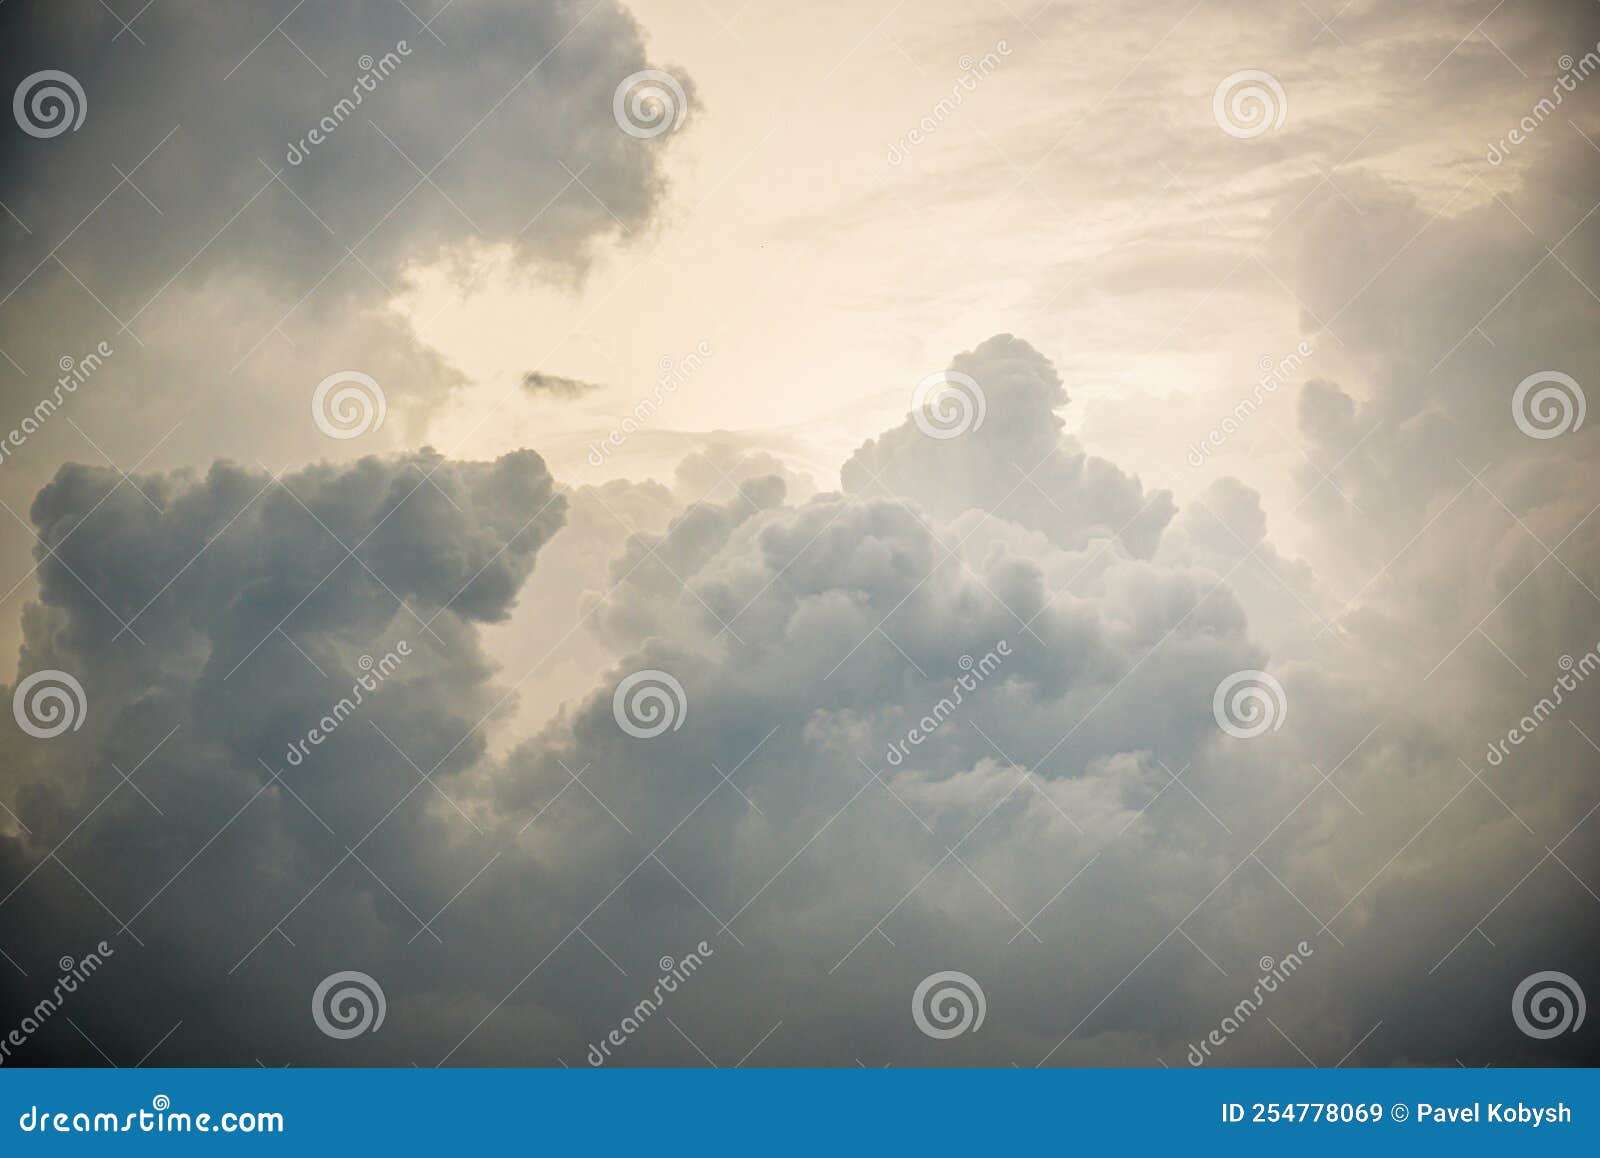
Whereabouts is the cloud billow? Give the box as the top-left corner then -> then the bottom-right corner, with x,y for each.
2,0 -> 1599,1070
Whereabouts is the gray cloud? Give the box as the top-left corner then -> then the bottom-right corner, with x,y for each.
0,0 -> 694,654
522,372 -> 604,399
843,335 -> 1176,558
7,303 -> 1593,1066
1,0 -> 1597,1073
1,447 -> 565,1063
0,0 -> 685,295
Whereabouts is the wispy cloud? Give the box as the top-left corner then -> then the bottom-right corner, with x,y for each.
522,371 -> 604,400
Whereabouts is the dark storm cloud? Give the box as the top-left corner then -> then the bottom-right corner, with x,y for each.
2,301 -> 1597,1066
0,0 -> 685,297
0,0 -> 695,608
1,446 -> 565,1063
1,0 -> 1597,1073
0,336 -> 1272,1065
0,0 -> 689,404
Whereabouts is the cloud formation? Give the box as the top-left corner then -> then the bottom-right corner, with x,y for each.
522,372 -> 604,399
0,0 -> 693,644
0,0 -> 1596,1073
843,336 -> 1175,558
5,261 -> 1594,1065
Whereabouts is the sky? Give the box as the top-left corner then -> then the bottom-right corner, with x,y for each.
0,0 -> 1597,1067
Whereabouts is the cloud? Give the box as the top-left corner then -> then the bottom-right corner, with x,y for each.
0,0 -> 688,294
2,0 -> 1598,1072
1,447 -> 567,1062
522,372 -> 603,400
8,302 -> 1593,1067
0,0 -> 696,644
842,335 -> 1175,558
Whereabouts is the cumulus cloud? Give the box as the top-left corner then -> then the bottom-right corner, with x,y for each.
843,335 -> 1175,558
1,0 -> 1597,1073
0,0 -> 695,653
1,447 -> 566,1061
6,296 -> 1593,1067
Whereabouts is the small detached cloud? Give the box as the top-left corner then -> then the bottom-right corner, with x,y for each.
523,372 -> 604,400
